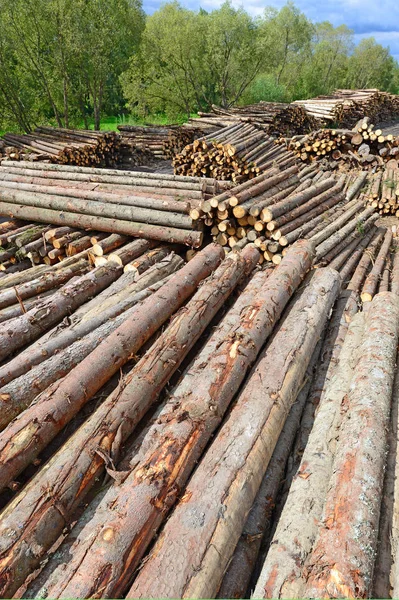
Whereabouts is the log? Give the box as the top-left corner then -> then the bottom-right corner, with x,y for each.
347,229 -> 385,292
0,245 -> 223,519
0,258 -> 184,427
107,239 -> 158,266
0,260 -> 87,310
123,245 -> 174,275
252,310 -> 366,599
361,228 -> 393,302
304,293 -> 399,599
217,339 -> 324,600
0,201 -> 204,247
392,244 -> 399,296
0,256 -> 183,387
127,268 -> 340,599
0,246 -> 258,598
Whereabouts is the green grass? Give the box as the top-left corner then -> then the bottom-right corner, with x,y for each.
79,113 -> 198,131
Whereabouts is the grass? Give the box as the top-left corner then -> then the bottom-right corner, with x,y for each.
79,113 -> 198,131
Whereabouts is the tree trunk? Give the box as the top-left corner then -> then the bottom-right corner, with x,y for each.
0,246 -> 256,598
253,310 -> 367,599
347,228 -> 385,293
304,293 -> 399,599
127,268 -> 340,600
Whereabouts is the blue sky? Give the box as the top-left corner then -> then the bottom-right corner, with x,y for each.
143,0 -> 399,61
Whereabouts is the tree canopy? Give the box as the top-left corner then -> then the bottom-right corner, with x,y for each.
0,0 -> 398,131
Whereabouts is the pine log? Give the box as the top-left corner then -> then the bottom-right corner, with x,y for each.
0,258 -> 184,427
217,338 -> 324,600
123,245 -> 173,275
107,239 -> 158,266
0,246 -> 258,598
0,201 -> 204,247
309,200 -> 364,246
315,206 -> 376,260
0,260 -> 87,310
392,244 -> 399,296
261,179 -> 338,222
347,229 -> 385,292
304,293 -> 399,599
127,267 -> 340,600
0,256 -> 182,387
0,245 -> 223,514
361,228 -> 393,302
252,310 -> 366,599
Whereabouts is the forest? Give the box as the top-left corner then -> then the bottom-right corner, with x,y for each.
0,0 -> 398,132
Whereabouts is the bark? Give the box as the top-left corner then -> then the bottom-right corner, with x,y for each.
0,256 -> 183,387
304,293 -> 399,599
0,260 -> 87,310
67,235 -> 92,255
91,234 -> 129,256
361,228 -> 393,302
310,200 -> 364,246
0,245 -> 223,509
346,170 -> 368,201
253,310 -> 366,599
0,189 -> 195,230
0,263 -> 120,363
338,229 -> 378,289
123,246 -> 173,276
0,265 -> 51,290
347,229 -> 385,293
0,246 -> 258,598
217,339 -> 324,600
320,219 -> 377,270
0,261 -> 183,427
127,268 -> 340,600
379,254 -> 391,293
0,201 -> 204,248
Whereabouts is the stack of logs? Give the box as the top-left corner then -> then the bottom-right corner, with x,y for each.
293,88 -> 399,128
286,118 -> 399,169
0,231 -> 397,600
117,124 -> 203,162
0,161 -> 233,248
191,161 -> 377,264
174,123 -> 297,181
1,127 -> 121,167
184,102 -> 320,136
0,220 -> 183,274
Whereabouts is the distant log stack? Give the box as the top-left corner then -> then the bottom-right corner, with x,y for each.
293,88 -> 399,128
117,124 -> 203,162
184,102 -> 320,136
1,126 -> 121,167
285,118 -> 399,170
174,122 -> 297,181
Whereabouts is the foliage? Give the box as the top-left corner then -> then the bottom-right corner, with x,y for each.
0,0 -> 398,131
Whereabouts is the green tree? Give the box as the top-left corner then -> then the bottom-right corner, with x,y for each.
347,37 -> 397,90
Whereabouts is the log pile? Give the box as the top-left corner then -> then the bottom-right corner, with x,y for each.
117,124 -> 203,161
1,126 -> 121,167
173,122 -> 297,181
293,88 -> 399,128
184,102 -> 320,136
0,161 -> 233,248
0,226 -> 396,598
191,163 -> 378,264
286,120 -> 399,169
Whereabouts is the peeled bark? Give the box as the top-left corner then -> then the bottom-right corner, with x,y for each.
0,246 -> 258,599
128,268 -> 340,600
253,310 -> 366,599
361,228 -> 393,302
304,293 -> 399,599
0,245 -> 223,506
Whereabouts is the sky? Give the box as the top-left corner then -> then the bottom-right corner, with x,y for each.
143,0 -> 399,61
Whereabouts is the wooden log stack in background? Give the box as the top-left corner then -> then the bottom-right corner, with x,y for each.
174,122 -> 297,181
